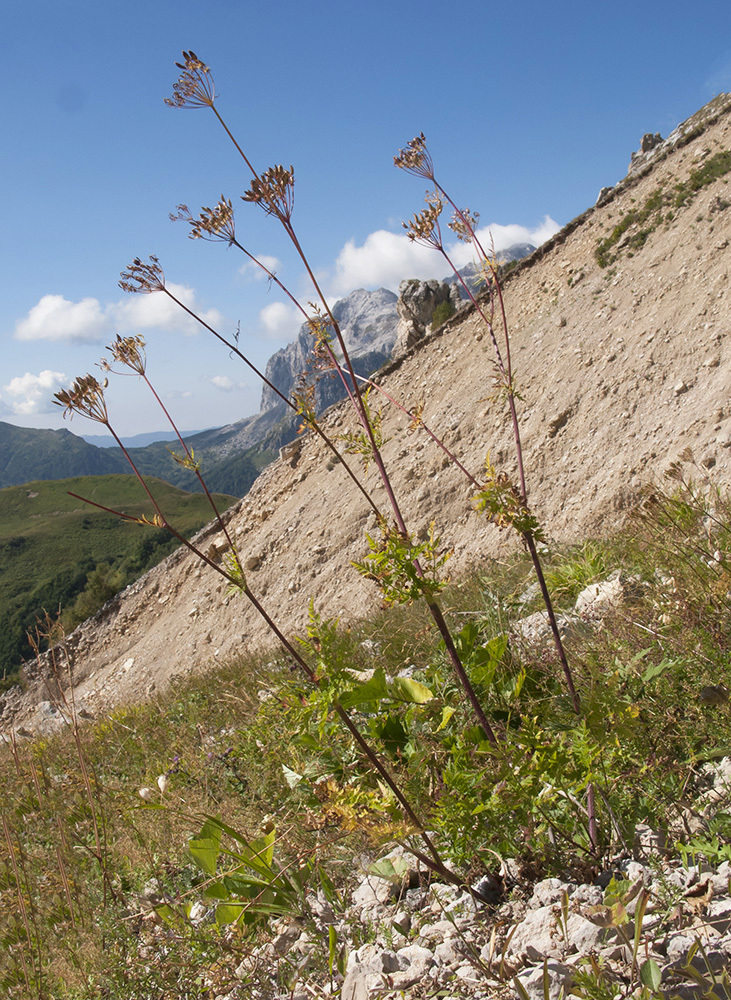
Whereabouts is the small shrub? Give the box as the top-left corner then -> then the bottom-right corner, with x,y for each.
431,298 -> 456,328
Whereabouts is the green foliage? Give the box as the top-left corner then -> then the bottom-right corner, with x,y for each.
542,540 -> 613,608
596,150 -> 731,267
0,475 -> 236,684
473,455 -> 546,542
5,480 -> 731,990
352,520 -> 451,605
431,298 -> 456,328
62,561 -> 127,630
186,815 -> 315,925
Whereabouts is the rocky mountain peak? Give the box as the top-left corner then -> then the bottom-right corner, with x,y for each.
259,287 -> 399,414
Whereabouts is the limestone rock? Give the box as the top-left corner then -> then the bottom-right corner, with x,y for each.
394,279 -> 461,355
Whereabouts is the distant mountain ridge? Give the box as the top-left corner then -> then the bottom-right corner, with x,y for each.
81,430 -> 210,449
0,422 -> 126,489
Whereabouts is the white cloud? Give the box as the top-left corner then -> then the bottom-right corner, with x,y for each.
1,370 -> 68,415
239,255 -> 281,282
111,282 -> 223,334
14,284 -> 223,345
259,301 -> 302,342
207,375 -> 248,392
325,217 -> 561,296
14,294 -> 110,343
327,230 -> 438,297
477,216 -> 561,254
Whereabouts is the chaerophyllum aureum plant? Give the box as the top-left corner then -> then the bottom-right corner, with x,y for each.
54,49 -> 603,917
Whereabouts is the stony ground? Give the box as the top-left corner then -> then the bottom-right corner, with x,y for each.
3,97 -> 731,734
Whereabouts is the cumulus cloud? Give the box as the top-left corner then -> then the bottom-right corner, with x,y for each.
327,230 -> 437,297
239,255 -> 281,282
259,301 -> 302,342
14,295 -> 109,343
207,375 -> 249,392
1,370 -> 68,415
14,285 -> 223,344
111,282 -> 222,334
325,217 -> 561,296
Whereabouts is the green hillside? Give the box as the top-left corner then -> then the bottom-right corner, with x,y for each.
0,421 -> 127,487
0,420 -> 264,497
0,475 -> 237,687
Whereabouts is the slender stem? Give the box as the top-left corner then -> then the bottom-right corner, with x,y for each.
350,369 -> 481,486
197,107 -> 499,747
586,782 -> 599,853
523,533 -> 580,714
427,601 -> 498,744
413,175 -> 581,712
160,285 -> 382,518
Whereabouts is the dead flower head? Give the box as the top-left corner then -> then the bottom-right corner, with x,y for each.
119,256 -> 165,294
171,197 -> 236,244
54,374 -> 109,425
100,335 -> 147,377
242,165 -> 295,222
394,132 -> 435,181
402,194 -> 444,250
448,207 -> 480,243
165,50 -> 216,110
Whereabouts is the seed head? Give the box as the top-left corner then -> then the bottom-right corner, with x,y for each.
448,207 -> 480,244
100,335 -> 147,377
402,194 -> 444,250
394,133 -> 435,181
165,50 -> 216,109
242,165 -> 295,222
119,256 -> 165,294
54,374 -> 109,425
171,197 -> 236,244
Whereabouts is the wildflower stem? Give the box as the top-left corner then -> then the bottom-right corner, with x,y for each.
158,283 -> 382,518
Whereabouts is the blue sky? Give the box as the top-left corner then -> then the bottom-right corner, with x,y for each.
3,0 -> 731,438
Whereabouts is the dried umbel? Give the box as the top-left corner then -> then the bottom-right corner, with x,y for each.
242,165 -> 295,222
171,198 -> 236,244
402,195 -> 444,250
448,207 -> 480,243
394,132 -> 435,181
119,256 -> 165,294
100,335 -> 147,377
165,50 -> 216,109
54,374 -> 109,425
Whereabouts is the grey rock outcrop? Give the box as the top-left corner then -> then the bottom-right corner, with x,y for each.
259,287 -> 398,414
629,131 -> 665,173
394,278 -> 462,355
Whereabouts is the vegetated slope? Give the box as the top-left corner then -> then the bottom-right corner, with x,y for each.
0,422 -> 129,487
3,96 -> 730,731
0,475 -> 236,687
